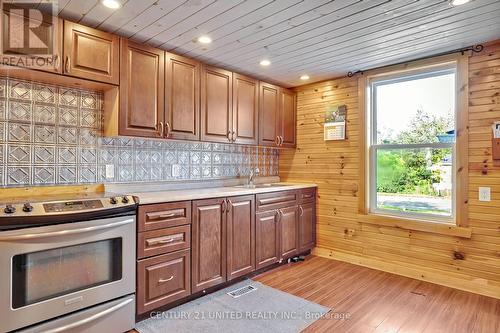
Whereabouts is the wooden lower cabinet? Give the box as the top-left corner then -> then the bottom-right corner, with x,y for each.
137,249 -> 191,314
191,198 -> 227,293
137,189 -> 316,314
279,205 -> 299,259
298,201 -> 316,252
255,210 -> 280,270
227,195 -> 255,280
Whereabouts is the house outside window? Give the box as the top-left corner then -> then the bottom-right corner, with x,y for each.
367,65 -> 457,223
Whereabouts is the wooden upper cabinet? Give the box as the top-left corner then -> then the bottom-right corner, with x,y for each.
63,21 -> 119,84
201,66 -> 233,143
259,82 -> 280,147
227,195 -> 255,281
165,53 -> 200,140
192,198 -> 227,293
232,74 -> 259,145
119,39 -> 164,138
279,88 -> 297,148
1,10 -> 62,73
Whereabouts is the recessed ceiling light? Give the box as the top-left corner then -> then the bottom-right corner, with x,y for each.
449,0 -> 470,6
300,74 -> 310,80
197,36 -> 212,44
102,0 -> 121,9
259,59 -> 271,66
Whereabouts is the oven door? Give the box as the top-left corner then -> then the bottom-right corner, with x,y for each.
0,215 -> 135,333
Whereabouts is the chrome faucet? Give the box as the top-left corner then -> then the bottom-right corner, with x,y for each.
248,167 -> 260,186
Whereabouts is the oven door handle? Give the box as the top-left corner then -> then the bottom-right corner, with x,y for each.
40,297 -> 133,333
0,218 -> 134,241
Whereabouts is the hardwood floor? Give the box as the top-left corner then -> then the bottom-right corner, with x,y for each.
132,256 -> 500,333
253,256 -> 500,333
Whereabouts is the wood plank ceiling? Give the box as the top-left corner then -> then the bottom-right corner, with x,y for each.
44,0 -> 500,87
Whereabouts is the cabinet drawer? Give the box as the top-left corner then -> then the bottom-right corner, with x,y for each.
137,249 -> 191,314
138,225 -> 191,259
138,201 -> 191,231
299,188 -> 316,203
256,191 -> 297,212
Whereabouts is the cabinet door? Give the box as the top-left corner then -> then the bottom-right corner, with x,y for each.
1,11 -> 62,73
279,205 -> 299,259
279,88 -> 297,148
298,202 -> 315,252
119,39 -> 164,138
63,21 -> 119,84
137,249 -> 191,314
255,210 -> 280,270
227,195 -> 255,281
165,53 -> 200,140
192,198 -> 227,293
201,66 -> 233,143
259,82 -> 279,147
232,73 -> 258,145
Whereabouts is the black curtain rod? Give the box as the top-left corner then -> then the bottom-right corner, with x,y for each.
346,44 -> 484,78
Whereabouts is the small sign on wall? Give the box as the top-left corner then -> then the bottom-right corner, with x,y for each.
324,104 -> 347,141
324,121 -> 346,141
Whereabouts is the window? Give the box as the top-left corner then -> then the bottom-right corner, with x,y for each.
367,65 -> 457,223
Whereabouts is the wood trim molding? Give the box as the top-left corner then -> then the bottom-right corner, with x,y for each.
358,213 -> 472,238
313,248 -> 500,299
455,54 -> 469,227
0,184 -> 104,200
357,75 -> 367,215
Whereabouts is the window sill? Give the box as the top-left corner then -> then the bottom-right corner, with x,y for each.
358,213 -> 472,238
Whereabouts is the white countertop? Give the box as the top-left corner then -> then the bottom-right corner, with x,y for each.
126,182 -> 317,205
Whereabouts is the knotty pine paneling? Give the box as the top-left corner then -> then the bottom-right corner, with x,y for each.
280,40 -> 500,299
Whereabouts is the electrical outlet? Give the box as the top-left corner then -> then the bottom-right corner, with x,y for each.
172,164 -> 180,177
105,165 -> 114,179
479,187 -> 491,202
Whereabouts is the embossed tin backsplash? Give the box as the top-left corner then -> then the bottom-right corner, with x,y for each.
0,77 -> 278,187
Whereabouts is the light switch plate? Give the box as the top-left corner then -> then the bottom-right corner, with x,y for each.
105,165 -> 114,179
479,187 -> 491,202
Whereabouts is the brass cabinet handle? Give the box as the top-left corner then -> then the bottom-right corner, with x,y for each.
159,121 -> 164,137
232,131 -> 236,142
279,136 -> 284,146
227,199 -> 232,212
158,276 -> 174,283
275,136 -> 280,146
64,55 -> 70,73
299,205 -> 304,217
221,199 -> 227,213
165,122 -> 171,137
227,131 -> 232,142
276,209 -> 282,222
53,54 -> 60,70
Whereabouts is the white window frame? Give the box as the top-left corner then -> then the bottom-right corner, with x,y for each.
367,65 -> 458,224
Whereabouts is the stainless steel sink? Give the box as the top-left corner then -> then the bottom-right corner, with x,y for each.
233,183 -> 293,189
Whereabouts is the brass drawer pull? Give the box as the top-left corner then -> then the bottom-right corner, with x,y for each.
299,205 -> 304,216
158,276 -> 174,283
158,212 -> 177,218
146,235 -> 182,246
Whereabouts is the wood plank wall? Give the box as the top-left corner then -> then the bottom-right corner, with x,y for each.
280,40 -> 500,299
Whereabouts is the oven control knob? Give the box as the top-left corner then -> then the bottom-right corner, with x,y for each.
22,203 -> 33,212
4,204 -> 16,214
121,196 -> 130,204
110,197 -> 118,205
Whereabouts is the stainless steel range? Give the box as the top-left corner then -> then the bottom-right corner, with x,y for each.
0,193 -> 138,333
